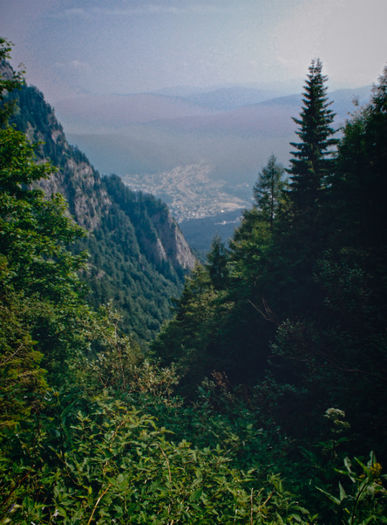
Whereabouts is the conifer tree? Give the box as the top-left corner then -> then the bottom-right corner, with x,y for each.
332,66 -> 387,250
288,59 -> 337,215
206,235 -> 228,289
253,154 -> 285,230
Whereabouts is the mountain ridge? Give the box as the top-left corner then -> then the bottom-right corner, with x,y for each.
8,81 -> 196,341
54,85 -> 372,133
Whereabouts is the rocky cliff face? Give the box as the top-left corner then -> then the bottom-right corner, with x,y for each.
152,210 -> 197,270
12,86 -> 111,230
8,82 -> 196,341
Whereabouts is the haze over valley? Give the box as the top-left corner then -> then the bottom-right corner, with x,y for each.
61,84 -> 371,224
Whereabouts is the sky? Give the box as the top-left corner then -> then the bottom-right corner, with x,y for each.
1,0 -> 386,104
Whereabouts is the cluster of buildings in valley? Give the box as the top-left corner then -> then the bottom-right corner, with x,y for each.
122,163 -> 249,222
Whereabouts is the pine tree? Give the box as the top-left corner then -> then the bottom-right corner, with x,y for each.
332,66 -> 387,249
206,236 -> 228,290
288,59 -> 337,215
253,154 -> 285,230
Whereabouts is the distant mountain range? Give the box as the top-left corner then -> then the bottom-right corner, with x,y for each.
54,92 -> 215,132
157,86 -> 289,111
56,84 -> 371,132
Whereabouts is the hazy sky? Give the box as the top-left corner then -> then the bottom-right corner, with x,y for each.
1,0 -> 386,103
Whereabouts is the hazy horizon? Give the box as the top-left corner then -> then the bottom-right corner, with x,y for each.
1,0 -> 386,106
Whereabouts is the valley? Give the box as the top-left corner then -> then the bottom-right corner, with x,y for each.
64,84 -> 371,233
121,162 -> 249,222
179,208 -> 244,259
1,9 -> 386,520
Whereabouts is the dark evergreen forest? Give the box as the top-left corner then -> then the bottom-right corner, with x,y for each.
1,39 -> 386,523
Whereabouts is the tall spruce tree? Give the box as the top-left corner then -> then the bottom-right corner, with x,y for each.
253,154 -> 285,230
266,61 -> 337,319
288,59 -> 337,216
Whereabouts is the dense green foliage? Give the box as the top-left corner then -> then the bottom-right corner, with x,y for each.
0,125 -> 87,417
0,38 -> 24,127
0,121 -> 317,523
76,174 -> 183,340
153,62 -> 387,519
2,392 -> 320,524
1,41 -> 386,523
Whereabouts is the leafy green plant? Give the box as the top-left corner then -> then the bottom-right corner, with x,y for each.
317,452 -> 387,524
1,394 -> 316,524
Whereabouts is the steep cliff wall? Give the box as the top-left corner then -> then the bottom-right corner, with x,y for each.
9,83 -> 196,341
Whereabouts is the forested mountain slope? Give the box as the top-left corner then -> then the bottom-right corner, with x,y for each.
7,81 -> 196,341
153,62 -> 387,463
1,39 -> 386,523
